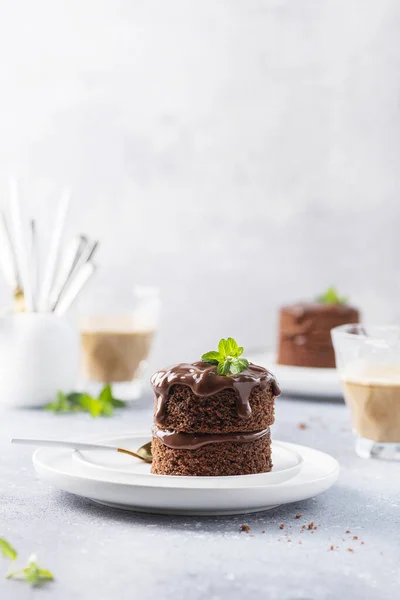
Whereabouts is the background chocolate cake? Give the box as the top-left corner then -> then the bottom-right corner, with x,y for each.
277,288 -> 359,369
150,339 -> 280,476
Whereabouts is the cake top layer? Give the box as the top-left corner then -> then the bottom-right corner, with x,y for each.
282,286 -> 359,317
281,302 -> 359,318
151,361 -> 280,425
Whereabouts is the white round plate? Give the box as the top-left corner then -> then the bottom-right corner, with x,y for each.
248,352 -> 342,399
32,435 -> 339,516
72,436 -> 303,487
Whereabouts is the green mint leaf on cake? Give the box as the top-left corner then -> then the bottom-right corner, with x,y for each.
201,350 -> 221,365
316,286 -> 348,305
43,385 -> 126,417
0,539 -> 18,561
229,357 -> 249,375
202,338 -> 249,376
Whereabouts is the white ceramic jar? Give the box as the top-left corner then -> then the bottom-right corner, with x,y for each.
0,313 -> 79,408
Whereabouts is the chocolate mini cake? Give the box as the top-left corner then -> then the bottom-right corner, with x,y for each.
150,340 -> 280,476
277,288 -> 359,369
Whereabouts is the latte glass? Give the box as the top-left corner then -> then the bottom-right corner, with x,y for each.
332,324 -> 400,460
80,286 -> 160,401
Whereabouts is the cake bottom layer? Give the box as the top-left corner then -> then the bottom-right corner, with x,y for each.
277,338 -> 336,368
151,434 -> 272,476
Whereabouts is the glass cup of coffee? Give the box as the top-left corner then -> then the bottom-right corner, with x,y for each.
332,324 -> 400,460
80,286 -> 160,400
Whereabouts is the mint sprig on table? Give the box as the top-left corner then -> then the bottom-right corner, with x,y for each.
7,554 -> 53,587
0,539 -> 17,561
1,539 -> 53,588
316,286 -> 348,305
202,337 -> 249,376
44,384 -> 126,417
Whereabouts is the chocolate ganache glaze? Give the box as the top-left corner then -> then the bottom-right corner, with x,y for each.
151,361 -> 280,425
152,426 -> 270,450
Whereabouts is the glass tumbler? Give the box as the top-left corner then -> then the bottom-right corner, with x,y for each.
332,324 -> 400,460
80,286 -> 160,400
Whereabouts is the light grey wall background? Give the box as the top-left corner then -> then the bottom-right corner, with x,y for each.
0,0 -> 399,369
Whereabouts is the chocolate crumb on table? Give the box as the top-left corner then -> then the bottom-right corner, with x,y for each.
308,522 -> 314,530
295,514 -> 302,519
261,530 -> 265,534
345,530 -> 351,534
240,524 -> 250,533
330,545 -> 335,551
353,535 -> 358,540
348,548 -> 354,552
279,524 -> 285,530
298,423 -> 308,430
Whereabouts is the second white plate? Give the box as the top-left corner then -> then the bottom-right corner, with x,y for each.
248,352 -> 342,399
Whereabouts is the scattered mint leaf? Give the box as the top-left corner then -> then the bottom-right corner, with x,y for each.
44,391 -> 71,413
7,554 -> 53,588
44,385 -> 126,417
202,338 -> 249,377
101,402 -> 114,417
79,394 -> 103,418
111,397 -> 126,408
99,384 -> 112,404
0,539 -> 17,561
316,286 -> 348,305
66,392 -> 85,406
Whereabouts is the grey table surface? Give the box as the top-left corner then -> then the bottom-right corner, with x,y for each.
0,392 -> 399,600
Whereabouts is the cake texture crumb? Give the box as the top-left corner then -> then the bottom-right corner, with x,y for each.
152,435 -> 272,476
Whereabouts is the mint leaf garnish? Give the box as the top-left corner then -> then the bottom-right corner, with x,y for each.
44,385 -> 126,417
201,338 -> 249,376
201,351 -> 221,365
7,554 -> 53,587
229,358 -> 249,375
0,539 -> 17,561
316,286 -> 348,305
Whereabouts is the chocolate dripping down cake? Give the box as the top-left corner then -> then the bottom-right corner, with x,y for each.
277,287 -> 359,369
150,338 -> 281,476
